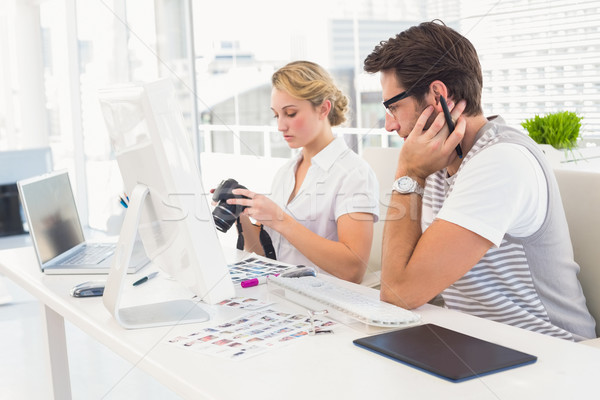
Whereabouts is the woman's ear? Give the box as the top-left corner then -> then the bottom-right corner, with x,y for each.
319,99 -> 332,120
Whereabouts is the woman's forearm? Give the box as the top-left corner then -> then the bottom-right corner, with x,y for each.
275,213 -> 373,283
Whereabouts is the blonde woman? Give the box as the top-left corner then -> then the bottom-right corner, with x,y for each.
228,61 -> 379,283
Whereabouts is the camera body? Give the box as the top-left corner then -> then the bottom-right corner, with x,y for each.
212,178 -> 248,232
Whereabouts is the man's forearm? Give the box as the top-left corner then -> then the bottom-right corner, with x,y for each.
380,191 -> 422,308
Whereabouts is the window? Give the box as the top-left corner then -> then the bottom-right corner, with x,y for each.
2,0 -> 599,232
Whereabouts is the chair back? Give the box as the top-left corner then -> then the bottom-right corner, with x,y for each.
554,168 -> 600,337
361,147 -> 401,284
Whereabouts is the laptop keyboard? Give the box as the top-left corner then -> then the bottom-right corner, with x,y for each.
61,244 -> 115,265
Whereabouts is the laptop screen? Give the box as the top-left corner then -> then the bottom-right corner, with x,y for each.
19,172 -> 85,264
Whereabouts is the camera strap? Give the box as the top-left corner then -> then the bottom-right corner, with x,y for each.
259,225 -> 276,260
235,217 -> 245,251
235,217 -> 277,260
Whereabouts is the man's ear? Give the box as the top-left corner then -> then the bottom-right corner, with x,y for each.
429,80 -> 449,109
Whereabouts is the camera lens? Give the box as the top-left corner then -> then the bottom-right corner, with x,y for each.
211,178 -> 248,233
213,203 -> 243,232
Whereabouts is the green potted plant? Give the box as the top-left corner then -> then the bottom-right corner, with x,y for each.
521,111 -> 583,165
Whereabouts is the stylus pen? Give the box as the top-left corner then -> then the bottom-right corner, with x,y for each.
241,274 -> 279,288
440,95 -> 463,158
132,271 -> 158,286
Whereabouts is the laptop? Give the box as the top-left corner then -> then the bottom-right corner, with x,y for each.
17,170 -> 148,274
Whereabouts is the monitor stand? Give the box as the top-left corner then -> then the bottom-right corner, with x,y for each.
102,183 -> 210,329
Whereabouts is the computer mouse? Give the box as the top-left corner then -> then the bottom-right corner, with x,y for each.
280,265 -> 317,278
70,281 -> 105,297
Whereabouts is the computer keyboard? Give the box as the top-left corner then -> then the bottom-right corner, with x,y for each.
267,275 -> 420,328
61,244 -> 114,265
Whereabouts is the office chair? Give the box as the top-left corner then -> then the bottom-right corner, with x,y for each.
553,168 -> 600,344
361,147 -> 401,288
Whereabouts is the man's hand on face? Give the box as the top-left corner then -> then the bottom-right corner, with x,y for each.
396,99 -> 467,181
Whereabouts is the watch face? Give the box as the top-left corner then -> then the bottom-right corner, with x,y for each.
393,176 -> 423,195
397,177 -> 414,192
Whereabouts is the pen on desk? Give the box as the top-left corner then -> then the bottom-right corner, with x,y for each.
132,271 -> 158,286
241,274 -> 279,288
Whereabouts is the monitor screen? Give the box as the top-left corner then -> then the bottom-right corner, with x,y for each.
99,78 -> 234,305
0,147 -> 53,185
0,183 -> 26,236
0,147 -> 53,235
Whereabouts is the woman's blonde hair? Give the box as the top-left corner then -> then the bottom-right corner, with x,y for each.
271,60 -> 349,127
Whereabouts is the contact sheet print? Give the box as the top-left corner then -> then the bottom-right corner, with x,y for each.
167,303 -> 336,360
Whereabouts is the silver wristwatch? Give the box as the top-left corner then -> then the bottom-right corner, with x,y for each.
392,176 -> 424,196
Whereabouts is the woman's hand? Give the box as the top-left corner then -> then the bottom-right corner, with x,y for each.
228,189 -> 374,283
226,188 -> 289,231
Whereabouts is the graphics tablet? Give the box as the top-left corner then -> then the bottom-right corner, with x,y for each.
353,323 -> 537,382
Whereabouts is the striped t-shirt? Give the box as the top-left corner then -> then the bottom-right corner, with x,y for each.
422,116 -> 596,341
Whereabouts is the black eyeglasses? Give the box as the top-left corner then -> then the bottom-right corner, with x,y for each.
383,90 -> 411,117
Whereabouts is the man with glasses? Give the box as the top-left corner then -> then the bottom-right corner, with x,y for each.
363,20 -> 595,341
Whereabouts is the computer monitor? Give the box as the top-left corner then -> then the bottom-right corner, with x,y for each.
0,147 -> 53,236
98,78 -> 235,329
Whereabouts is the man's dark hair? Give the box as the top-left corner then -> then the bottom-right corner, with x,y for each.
364,20 -> 483,116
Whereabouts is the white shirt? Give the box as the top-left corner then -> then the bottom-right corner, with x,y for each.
264,137 -> 379,273
436,142 -> 547,247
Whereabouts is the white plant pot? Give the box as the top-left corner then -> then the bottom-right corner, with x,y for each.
538,144 -> 563,167
538,143 -> 600,168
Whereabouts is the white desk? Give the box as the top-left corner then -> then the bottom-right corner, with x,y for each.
1,246 -> 600,400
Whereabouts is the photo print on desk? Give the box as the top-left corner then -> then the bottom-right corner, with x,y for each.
167,308 -> 336,360
217,296 -> 274,311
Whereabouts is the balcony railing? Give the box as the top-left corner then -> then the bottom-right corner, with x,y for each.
197,124 -> 398,159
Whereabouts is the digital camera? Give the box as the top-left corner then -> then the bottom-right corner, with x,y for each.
211,178 -> 249,232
